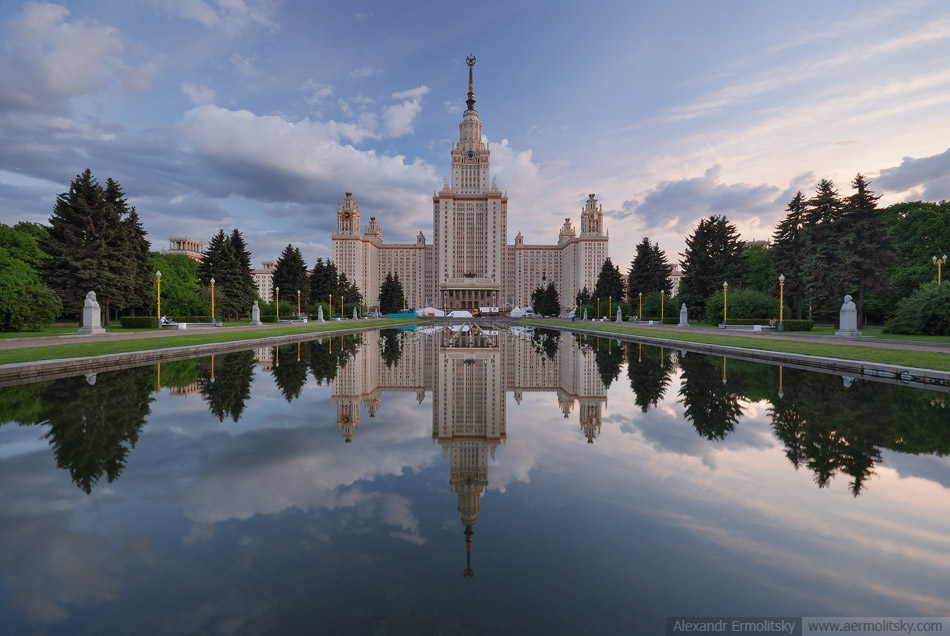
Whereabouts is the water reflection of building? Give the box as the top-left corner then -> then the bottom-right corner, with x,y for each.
331,326 -> 607,576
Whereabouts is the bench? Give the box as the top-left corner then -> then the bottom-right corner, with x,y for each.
161,321 -> 220,329
720,324 -> 776,332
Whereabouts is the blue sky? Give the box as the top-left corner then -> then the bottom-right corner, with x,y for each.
1,0 -> 949,268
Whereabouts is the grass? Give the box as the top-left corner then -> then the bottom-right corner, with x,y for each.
0,318 -> 420,366
538,319 -> 950,372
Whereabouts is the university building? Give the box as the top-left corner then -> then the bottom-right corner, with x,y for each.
331,57 -> 608,312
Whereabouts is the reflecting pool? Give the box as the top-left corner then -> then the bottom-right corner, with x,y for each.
1,326 -> 948,634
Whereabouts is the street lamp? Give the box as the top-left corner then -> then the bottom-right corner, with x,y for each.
778,274 -> 785,331
609,296 -> 612,318
210,277 -> 215,323
276,286 -> 280,321
660,291 -> 665,322
722,281 -> 728,325
330,294 -> 333,318
297,289 -> 301,317
638,292 -> 642,322
155,270 -> 162,327
934,254 -> 948,285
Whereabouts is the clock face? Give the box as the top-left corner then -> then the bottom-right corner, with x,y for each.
588,211 -> 600,222
342,211 -> 351,220
467,151 -> 474,159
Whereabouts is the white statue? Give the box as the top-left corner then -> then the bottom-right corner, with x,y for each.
835,294 -> 862,338
78,290 -> 105,335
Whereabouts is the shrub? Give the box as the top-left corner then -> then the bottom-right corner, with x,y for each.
718,318 -> 814,331
174,315 -> 213,323
883,282 -> 950,336
119,316 -> 156,328
705,288 -> 788,323
260,315 -> 277,323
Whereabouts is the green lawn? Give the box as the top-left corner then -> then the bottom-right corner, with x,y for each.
538,320 -> 950,371
0,318 -> 420,365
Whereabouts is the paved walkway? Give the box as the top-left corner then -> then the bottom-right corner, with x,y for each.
542,321 -> 949,354
1,320 -> 947,355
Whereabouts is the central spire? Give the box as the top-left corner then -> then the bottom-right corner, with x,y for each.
465,55 -> 476,111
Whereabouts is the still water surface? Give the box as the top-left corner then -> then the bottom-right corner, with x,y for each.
0,326 -> 948,634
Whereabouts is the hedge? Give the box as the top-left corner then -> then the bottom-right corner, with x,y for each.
259,315 -> 277,323
119,316 -> 156,328
174,315 -> 213,323
722,318 -> 814,331
638,317 -> 679,324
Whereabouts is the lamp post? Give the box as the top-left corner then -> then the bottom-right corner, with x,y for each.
778,274 -> 785,331
597,297 -> 600,317
155,271 -> 162,327
330,294 -> 333,319
297,289 -> 301,317
276,286 -> 280,321
609,296 -> 612,318
934,254 -> 948,285
660,291 -> 665,322
638,292 -> 642,322
210,277 -> 215,323
722,281 -> 728,325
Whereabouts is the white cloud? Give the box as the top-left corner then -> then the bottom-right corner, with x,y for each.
382,85 -> 430,137
349,66 -> 381,79
182,82 -> 216,106
230,52 -> 258,77
143,0 -> 279,35
302,79 -> 334,105
392,86 -> 430,101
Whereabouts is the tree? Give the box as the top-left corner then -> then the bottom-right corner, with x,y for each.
197,229 -> 227,286
273,244 -> 309,313
575,286 -> 592,308
531,282 -> 560,316
836,174 -> 894,326
740,245 -> 774,296
678,215 -> 747,319
199,229 -> 256,320
627,237 -> 673,301
0,223 -> 60,331
593,257 -> 625,304
881,201 -> 950,300
802,179 -> 845,320
309,257 -> 336,304
772,192 -> 808,318
150,253 -> 210,317
378,272 -> 405,314
113,199 -> 154,317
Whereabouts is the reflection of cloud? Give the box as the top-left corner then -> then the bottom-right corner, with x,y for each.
879,450 -> 950,489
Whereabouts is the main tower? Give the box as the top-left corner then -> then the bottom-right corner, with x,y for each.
433,56 -> 508,312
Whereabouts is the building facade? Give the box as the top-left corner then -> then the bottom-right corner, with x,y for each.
252,261 -> 277,302
331,57 -> 608,313
163,236 -> 204,261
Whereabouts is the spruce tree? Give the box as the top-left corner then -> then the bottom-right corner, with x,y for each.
837,174 -> 894,326
104,179 -> 152,318
772,192 -> 807,318
593,257 -> 625,303
273,244 -> 310,312
223,229 -> 256,320
679,215 -> 747,319
627,237 -> 673,301
802,179 -> 844,319
198,229 -> 227,286
378,272 -> 405,314
43,169 -> 107,322
309,258 -> 332,304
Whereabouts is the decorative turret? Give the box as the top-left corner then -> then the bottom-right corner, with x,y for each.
336,192 -> 360,236
581,193 -> 603,235
465,55 -> 477,111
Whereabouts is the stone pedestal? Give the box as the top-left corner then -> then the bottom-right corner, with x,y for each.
834,294 -> 862,338
249,301 -> 262,326
78,291 -> 106,335
678,303 -> 689,327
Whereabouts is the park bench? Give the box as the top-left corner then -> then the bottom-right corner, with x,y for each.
161,321 -> 220,329
719,324 -> 776,332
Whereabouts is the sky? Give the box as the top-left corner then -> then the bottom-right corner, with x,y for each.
1,0 -> 949,269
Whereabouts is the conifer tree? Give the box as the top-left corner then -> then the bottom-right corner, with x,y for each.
678,215 -> 747,318
837,174 -> 894,326
223,229 -> 256,320
593,257 -> 625,303
309,257 -> 332,304
802,179 -> 845,319
627,237 -> 673,301
378,272 -> 405,314
198,229 -> 227,286
772,192 -> 807,318
273,244 -> 310,311
104,179 -> 152,317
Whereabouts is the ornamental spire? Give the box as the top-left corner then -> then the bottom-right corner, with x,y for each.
465,55 -> 476,111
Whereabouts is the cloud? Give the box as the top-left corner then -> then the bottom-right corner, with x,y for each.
182,82 -> 216,106
143,0 -> 279,35
349,66 -> 381,79
382,85 -> 430,137
230,52 -> 258,78
876,148 -> 950,201
302,79 -> 334,105
443,100 -> 463,114
0,2 -> 151,114
625,165 -> 781,233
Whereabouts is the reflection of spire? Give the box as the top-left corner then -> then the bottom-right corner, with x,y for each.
463,524 -> 474,579
465,55 -> 476,111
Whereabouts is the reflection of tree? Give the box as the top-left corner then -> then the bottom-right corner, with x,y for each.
767,369 -> 891,496
155,359 -> 200,389
199,350 -> 255,422
531,328 -> 560,360
678,354 -> 744,441
379,329 -> 404,368
271,343 -> 310,402
625,344 -> 673,412
307,335 -> 359,385
0,380 -> 51,426
592,337 -> 625,389
41,367 -> 152,494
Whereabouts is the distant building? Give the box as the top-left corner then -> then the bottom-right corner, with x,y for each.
668,262 -> 684,294
163,236 -> 204,261
330,57 -> 608,312
253,261 -> 277,302
741,238 -> 771,248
